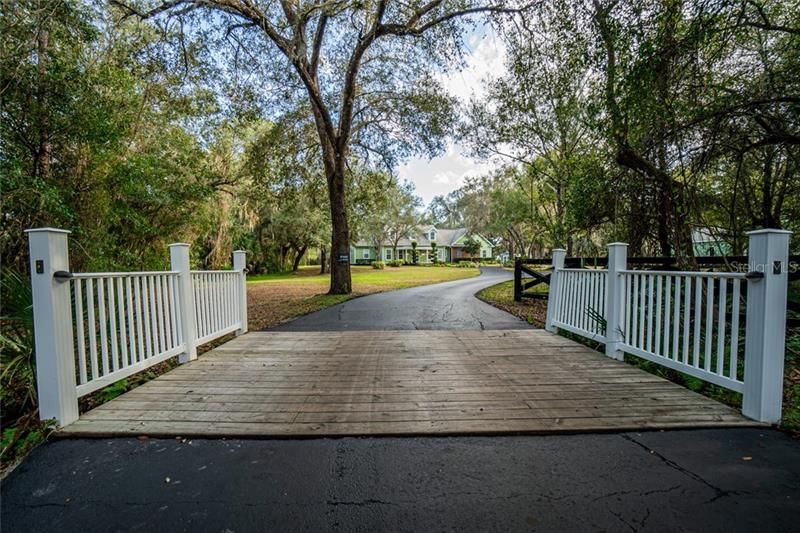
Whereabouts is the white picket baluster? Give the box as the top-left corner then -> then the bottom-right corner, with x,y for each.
98,279 -> 110,376
693,277 -> 702,367
716,278 -> 727,375
108,276 -> 119,372
125,277 -> 136,364
682,276 -> 691,364
704,277 -> 714,372
134,276 -> 145,362
729,279 -> 741,380
116,277 -> 129,368
141,276 -> 153,359
87,279 -> 99,380
672,276 -> 681,361
662,276 -> 671,357
646,275 -> 654,353
75,279 -> 87,385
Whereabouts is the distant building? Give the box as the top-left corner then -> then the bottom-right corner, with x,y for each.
692,227 -> 733,256
350,225 -> 493,264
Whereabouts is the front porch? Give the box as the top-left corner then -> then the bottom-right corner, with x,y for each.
59,329 -> 753,437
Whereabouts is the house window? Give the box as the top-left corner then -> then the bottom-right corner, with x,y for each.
386,249 -> 392,260
482,249 -> 488,258
429,230 -> 436,241
363,249 -> 370,259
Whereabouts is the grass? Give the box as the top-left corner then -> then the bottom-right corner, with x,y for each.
478,279 -> 800,436
476,280 -> 548,327
248,265 -> 479,287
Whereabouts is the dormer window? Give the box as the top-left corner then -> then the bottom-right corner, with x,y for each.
428,229 -> 436,241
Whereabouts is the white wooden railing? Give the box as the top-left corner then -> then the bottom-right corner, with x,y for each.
545,230 -> 792,423
550,268 -> 608,342
71,272 -> 184,397
618,271 -> 745,392
26,228 -> 248,426
191,270 -> 244,345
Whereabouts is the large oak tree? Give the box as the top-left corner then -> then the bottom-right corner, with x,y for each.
116,0 -> 527,293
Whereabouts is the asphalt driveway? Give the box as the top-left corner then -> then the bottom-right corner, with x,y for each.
274,266 -> 529,330
2,429 -> 799,532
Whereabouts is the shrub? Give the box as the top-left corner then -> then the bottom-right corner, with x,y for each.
371,261 -> 385,270
1,269 -> 36,421
387,259 -> 403,267
458,261 -> 479,268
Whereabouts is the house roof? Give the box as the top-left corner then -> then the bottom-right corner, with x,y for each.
353,226 -> 475,248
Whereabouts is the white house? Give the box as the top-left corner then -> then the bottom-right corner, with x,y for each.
350,226 -> 493,264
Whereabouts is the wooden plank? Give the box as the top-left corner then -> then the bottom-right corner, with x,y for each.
113,388 -> 697,404
92,394 -> 717,414
82,403 -> 738,425
59,329 -> 754,437
59,415 -> 757,438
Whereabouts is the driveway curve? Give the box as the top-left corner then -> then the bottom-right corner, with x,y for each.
272,266 -> 529,331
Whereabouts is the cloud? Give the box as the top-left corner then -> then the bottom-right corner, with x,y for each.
399,141 -> 501,204
438,28 -> 507,102
399,27 -> 507,206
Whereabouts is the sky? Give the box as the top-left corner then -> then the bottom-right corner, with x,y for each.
397,28 -> 507,206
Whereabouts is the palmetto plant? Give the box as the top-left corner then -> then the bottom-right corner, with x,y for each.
585,306 -> 607,336
1,268 -> 37,418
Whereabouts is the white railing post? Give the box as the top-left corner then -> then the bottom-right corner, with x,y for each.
604,243 -> 628,360
742,228 -> 792,423
25,228 -> 78,426
545,249 -> 567,333
233,250 -> 248,335
169,243 -> 197,363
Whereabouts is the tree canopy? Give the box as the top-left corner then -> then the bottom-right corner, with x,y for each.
456,0 -> 799,258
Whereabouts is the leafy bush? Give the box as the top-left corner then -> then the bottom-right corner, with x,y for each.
387,259 -> 403,267
1,269 -> 36,422
371,261 -> 385,270
0,268 -> 53,472
457,261 -> 479,268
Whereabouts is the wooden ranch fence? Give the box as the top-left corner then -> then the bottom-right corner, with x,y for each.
515,253 -> 800,306
25,228 -> 248,427
522,229 -> 792,423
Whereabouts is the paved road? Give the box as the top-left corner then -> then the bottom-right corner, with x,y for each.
3,429 -> 799,532
274,266 -> 529,331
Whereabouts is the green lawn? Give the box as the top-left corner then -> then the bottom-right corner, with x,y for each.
477,280 -> 548,327
248,265 -> 480,288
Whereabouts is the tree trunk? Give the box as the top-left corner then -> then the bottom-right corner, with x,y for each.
327,162 -> 352,294
35,26 -> 51,181
319,246 -> 327,275
292,245 -> 307,272
280,245 -> 290,270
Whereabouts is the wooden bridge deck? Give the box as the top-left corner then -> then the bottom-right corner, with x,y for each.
60,330 -> 755,437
